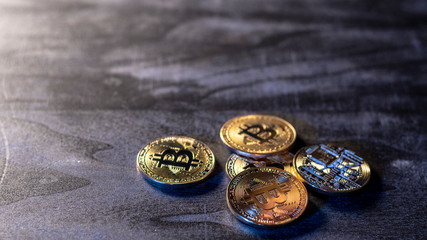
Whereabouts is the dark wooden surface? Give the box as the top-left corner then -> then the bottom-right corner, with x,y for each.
0,0 -> 426,239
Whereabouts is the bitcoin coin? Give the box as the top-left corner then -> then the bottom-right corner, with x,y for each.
227,167 -> 308,227
220,115 -> 296,157
225,153 -> 294,179
137,136 -> 215,186
293,144 -> 371,194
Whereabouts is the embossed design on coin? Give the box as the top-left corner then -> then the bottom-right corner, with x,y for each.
239,124 -> 277,144
220,115 -> 296,156
153,149 -> 199,171
293,144 -> 371,194
137,136 -> 215,186
244,179 -> 289,210
227,167 -> 308,227
225,153 -> 293,179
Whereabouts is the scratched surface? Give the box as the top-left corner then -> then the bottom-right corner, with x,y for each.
0,0 -> 426,239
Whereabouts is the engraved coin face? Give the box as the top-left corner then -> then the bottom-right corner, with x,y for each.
227,167 -> 308,227
137,136 -> 215,186
293,144 -> 371,194
225,153 -> 294,179
220,115 -> 296,156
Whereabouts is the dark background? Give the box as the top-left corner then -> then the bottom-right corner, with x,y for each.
0,0 -> 426,239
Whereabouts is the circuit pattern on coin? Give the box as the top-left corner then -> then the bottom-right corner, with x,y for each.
220,115 -> 296,156
293,144 -> 370,194
227,167 -> 308,227
137,136 -> 215,186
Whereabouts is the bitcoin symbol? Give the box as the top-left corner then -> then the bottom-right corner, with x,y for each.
244,179 -> 289,210
152,149 -> 199,171
239,124 -> 276,144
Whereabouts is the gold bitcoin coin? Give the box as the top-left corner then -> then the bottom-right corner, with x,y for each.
225,153 -> 296,179
227,167 -> 308,227
137,136 -> 215,186
293,144 -> 371,194
220,115 -> 296,157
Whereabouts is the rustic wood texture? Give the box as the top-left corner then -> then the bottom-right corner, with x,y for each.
0,0 -> 426,239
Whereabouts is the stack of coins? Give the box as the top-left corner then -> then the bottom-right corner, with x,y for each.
135,114 -> 371,228
220,114 -> 371,227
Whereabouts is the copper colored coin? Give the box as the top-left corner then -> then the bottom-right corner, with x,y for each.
293,144 -> 371,194
226,167 -> 308,227
136,136 -> 215,186
220,115 -> 297,157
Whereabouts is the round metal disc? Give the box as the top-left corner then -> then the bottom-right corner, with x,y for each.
220,115 -> 296,156
227,167 -> 308,227
293,144 -> 371,194
137,136 -> 215,186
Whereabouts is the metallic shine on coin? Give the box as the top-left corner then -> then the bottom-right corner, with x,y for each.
137,136 -> 215,187
220,115 -> 296,157
293,144 -> 371,194
227,167 -> 308,227
225,153 -> 294,179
